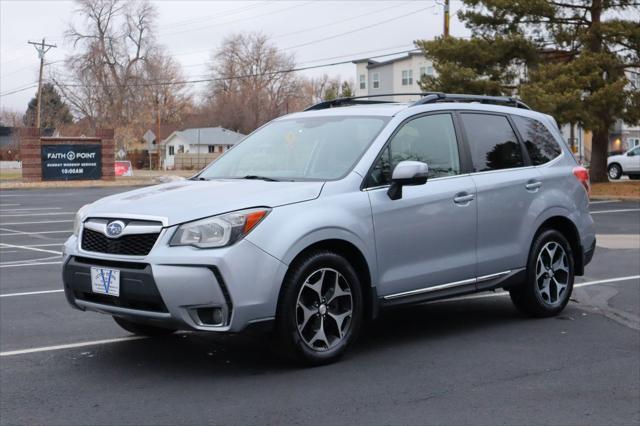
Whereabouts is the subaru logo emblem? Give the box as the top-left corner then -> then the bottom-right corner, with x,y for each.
105,220 -> 125,238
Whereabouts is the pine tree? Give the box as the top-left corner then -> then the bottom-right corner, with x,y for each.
24,83 -> 73,129
416,0 -> 640,182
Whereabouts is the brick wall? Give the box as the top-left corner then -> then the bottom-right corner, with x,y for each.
19,128 -> 115,181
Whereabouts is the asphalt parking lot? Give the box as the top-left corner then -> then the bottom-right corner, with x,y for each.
1,187 -> 639,425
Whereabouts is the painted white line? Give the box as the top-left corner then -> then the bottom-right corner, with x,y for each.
0,204 -> 20,207
589,200 -> 621,205
0,229 -> 72,236
0,336 -> 148,357
590,208 -> 640,215
0,275 -> 638,357
1,255 -> 62,265
0,212 -> 75,217
0,207 -> 62,212
0,220 -> 74,226
428,275 -> 640,303
0,243 -> 62,255
0,289 -> 64,298
10,243 -> 63,248
0,261 -> 62,268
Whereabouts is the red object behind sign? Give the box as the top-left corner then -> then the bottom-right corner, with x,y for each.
115,161 -> 132,177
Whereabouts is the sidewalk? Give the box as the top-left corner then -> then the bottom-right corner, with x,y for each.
0,169 -> 194,190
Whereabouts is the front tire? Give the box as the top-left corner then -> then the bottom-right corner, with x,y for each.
608,163 -> 622,180
113,316 -> 176,336
510,229 -> 574,317
275,250 -> 363,365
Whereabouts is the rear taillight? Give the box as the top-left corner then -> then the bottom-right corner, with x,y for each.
573,166 -> 590,195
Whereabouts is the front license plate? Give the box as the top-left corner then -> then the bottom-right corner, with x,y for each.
90,267 -> 120,297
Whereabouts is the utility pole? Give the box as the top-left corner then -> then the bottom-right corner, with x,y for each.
28,38 -> 56,129
443,0 -> 450,37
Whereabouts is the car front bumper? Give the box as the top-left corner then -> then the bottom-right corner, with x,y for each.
62,232 -> 288,333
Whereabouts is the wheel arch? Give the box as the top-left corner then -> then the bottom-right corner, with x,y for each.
533,215 -> 584,276
279,238 -> 378,321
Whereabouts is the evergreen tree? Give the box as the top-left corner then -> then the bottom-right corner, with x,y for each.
416,0 -> 640,182
24,83 -> 73,129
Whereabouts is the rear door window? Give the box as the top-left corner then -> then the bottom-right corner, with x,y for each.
512,115 -> 562,165
460,113 -> 523,172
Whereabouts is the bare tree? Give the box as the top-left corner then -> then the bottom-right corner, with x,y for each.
206,32 -> 304,134
52,0 -> 191,148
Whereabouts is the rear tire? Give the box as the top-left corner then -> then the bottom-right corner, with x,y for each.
275,250 -> 363,366
113,316 -> 176,336
608,163 -> 622,180
510,229 -> 574,317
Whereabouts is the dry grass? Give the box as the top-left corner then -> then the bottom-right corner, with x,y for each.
591,180 -> 640,200
0,169 -> 22,181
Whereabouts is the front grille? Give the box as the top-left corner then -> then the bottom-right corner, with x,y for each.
81,228 -> 159,256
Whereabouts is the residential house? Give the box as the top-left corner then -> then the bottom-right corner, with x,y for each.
162,126 -> 245,169
353,52 -> 435,102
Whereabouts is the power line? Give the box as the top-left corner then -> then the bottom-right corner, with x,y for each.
0,83 -> 38,97
271,1 -> 415,40
161,0 -> 316,38
283,5 -> 435,50
51,48 -> 421,89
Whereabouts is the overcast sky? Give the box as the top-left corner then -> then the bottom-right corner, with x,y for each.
0,0 -> 468,113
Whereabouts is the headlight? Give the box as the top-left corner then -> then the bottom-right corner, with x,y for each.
73,204 -> 91,236
170,208 -> 270,248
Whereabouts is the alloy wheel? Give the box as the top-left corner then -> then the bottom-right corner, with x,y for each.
296,268 -> 353,352
535,241 -> 570,306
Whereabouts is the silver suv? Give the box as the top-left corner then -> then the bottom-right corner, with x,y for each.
63,93 -> 596,364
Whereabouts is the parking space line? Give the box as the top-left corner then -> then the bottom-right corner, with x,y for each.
0,289 -> 64,298
0,207 -> 62,212
0,275 -> 636,357
0,243 -> 62,255
0,220 -> 74,226
0,336 -> 148,357
0,229 -> 72,236
590,208 -> 640,215
430,275 -> 640,303
0,212 -> 75,217
0,261 -> 62,268
589,200 -> 621,205
1,255 -> 61,266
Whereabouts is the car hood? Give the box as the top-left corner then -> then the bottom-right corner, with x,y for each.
607,154 -> 624,163
85,179 -> 324,226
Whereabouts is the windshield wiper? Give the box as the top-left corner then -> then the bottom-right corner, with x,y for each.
239,175 -> 280,182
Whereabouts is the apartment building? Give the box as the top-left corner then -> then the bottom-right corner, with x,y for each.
353,52 -> 435,102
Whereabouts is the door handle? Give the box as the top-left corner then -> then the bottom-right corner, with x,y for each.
525,180 -> 542,191
453,193 -> 474,204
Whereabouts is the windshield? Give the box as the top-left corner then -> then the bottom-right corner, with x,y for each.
197,115 -> 390,181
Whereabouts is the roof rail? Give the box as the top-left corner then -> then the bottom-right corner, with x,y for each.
303,92 -> 531,111
411,93 -> 531,110
304,93 -> 434,111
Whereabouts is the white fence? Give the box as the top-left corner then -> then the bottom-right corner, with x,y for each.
0,161 -> 21,169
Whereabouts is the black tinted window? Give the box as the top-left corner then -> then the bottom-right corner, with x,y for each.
367,114 -> 460,186
512,115 -> 561,165
460,113 -> 523,172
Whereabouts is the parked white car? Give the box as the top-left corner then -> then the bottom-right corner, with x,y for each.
608,146 -> 640,180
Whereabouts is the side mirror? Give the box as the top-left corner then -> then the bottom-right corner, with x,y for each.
387,161 -> 428,200
628,151 -> 635,157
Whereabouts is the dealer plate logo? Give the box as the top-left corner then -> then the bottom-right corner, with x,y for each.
105,220 -> 125,238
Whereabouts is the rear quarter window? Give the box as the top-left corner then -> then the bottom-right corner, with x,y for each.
512,115 -> 562,165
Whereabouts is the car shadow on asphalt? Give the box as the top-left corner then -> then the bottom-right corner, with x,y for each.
97,296 -> 548,375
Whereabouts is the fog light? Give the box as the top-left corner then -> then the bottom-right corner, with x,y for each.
196,307 -> 224,326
